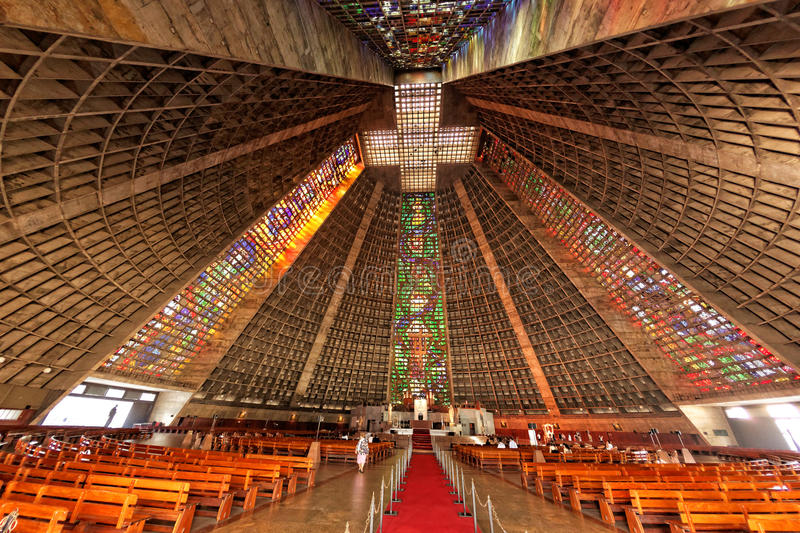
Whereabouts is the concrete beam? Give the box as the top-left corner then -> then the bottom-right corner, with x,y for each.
453,178 -> 560,415
291,179 -> 385,405
0,0 -> 393,85
466,97 -> 800,183
443,0 -> 764,82
479,166 -> 697,403
0,103 -> 370,243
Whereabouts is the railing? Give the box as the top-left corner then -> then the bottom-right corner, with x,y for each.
345,441 -> 412,533
433,442 -> 525,533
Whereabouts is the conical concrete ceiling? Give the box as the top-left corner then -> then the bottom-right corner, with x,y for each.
0,0 -> 799,421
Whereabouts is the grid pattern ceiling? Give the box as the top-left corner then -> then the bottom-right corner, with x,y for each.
438,184 -> 547,413
453,1 -> 800,372
462,166 -> 673,414
195,173 -> 377,407
301,185 -> 400,409
0,24 -> 381,402
315,0 -> 511,68
104,141 -> 360,383
480,135 -> 798,397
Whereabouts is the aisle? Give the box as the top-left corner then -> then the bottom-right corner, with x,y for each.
382,453 -> 475,533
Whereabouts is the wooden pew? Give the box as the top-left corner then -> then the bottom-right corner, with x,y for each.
244,454 -> 316,487
89,466 -> 232,523
188,459 -> 285,499
173,465 -> 264,508
143,471 -> 233,522
598,481 -> 722,525
3,481 -> 144,533
674,501 -> 800,532
61,462 -> 134,478
625,489 -> 728,533
85,475 -> 194,533
748,516 -> 800,532
0,464 -> 22,483
19,469 -> 85,488
0,500 -> 69,533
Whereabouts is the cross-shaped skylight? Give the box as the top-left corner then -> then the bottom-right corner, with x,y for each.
362,81 -> 478,191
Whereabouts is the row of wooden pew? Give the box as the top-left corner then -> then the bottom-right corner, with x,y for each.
517,460 -> 800,532
213,435 -> 394,463
454,444 -> 634,470
0,434 -> 330,533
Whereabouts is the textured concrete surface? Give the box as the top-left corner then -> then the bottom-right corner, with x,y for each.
0,0 -> 392,84
443,0 -> 763,81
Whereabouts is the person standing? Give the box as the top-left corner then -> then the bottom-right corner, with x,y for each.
355,434 -> 369,473
105,405 -> 118,427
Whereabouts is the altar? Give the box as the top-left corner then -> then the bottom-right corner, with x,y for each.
349,403 -> 495,436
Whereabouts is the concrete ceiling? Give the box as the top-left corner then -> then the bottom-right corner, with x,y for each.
1,0 -> 799,418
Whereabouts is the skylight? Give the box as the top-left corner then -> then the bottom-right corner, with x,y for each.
361,80 -> 478,191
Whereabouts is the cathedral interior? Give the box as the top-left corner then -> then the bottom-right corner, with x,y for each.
1,1 -> 800,530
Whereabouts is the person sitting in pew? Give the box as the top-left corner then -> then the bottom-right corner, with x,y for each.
508,438 -> 518,449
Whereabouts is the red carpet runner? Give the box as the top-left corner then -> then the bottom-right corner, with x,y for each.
411,428 -> 432,451
382,454 -> 475,532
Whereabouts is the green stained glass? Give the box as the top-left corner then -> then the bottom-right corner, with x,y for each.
391,192 -> 450,405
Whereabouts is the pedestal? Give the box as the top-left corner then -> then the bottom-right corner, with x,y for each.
180,430 -> 193,448
308,441 -> 321,469
681,448 -> 696,463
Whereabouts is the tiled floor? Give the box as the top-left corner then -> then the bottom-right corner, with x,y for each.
205,450 -> 616,532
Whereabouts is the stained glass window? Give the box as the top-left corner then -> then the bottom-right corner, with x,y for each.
479,134 -> 799,393
392,192 -> 450,404
104,139 -> 360,380
315,0 -> 511,69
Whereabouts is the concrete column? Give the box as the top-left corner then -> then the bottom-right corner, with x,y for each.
480,167 -> 697,402
149,390 -> 194,426
453,179 -> 560,416
291,180 -> 385,405
679,405 -> 739,447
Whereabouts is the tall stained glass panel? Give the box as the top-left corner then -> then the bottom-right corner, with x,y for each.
479,133 -> 798,395
391,192 -> 450,404
104,139 -> 360,381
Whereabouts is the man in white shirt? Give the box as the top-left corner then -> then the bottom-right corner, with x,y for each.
497,440 -> 506,448
508,438 -> 518,449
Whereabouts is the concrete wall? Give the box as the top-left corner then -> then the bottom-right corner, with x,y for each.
0,0 -> 392,84
679,405 -> 738,447
150,391 -> 194,426
177,402 -> 350,425
442,0 -> 763,81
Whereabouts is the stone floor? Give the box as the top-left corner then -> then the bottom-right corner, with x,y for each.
201,450 -> 617,533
